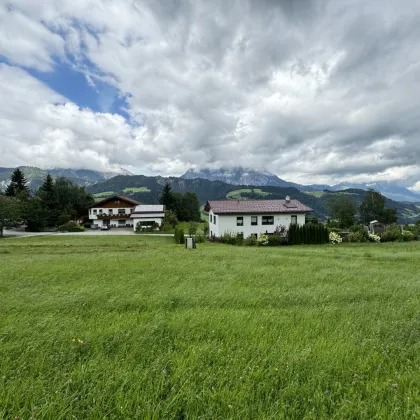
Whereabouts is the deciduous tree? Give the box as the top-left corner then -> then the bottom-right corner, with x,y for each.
0,196 -> 22,236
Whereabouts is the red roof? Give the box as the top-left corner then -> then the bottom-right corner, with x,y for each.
205,199 -> 312,214
89,195 -> 141,208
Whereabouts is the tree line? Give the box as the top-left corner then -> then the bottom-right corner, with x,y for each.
159,183 -> 201,222
328,189 -> 397,228
0,169 -> 93,235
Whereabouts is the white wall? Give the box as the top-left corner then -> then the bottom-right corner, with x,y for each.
132,216 -> 164,231
208,211 -> 306,238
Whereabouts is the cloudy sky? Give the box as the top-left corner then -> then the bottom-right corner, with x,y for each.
1,0 -> 420,188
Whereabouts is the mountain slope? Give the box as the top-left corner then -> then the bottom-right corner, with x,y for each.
87,175 -> 420,223
308,181 -> 420,203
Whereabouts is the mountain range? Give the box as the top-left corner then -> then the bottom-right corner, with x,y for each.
181,167 -> 420,203
0,166 -> 132,192
85,174 -> 420,224
2,165 -> 420,223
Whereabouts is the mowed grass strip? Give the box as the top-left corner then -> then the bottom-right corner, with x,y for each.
1,237 -> 420,419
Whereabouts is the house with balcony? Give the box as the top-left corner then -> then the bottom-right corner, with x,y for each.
88,195 -> 141,228
204,196 -> 312,238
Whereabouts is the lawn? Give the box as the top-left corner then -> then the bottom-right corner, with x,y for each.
1,237 -> 420,419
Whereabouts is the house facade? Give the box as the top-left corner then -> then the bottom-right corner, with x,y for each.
131,204 -> 165,231
205,197 -> 312,238
88,195 -> 141,228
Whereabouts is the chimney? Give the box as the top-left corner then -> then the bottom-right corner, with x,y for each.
285,195 -> 291,203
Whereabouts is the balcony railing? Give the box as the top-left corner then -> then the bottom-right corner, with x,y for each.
95,214 -> 129,219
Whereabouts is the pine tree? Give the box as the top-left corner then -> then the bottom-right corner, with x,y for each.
38,174 -> 58,227
5,168 -> 29,197
159,183 -> 175,211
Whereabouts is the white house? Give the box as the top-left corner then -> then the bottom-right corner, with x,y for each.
131,204 -> 165,231
205,197 -> 312,238
88,195 -> 141,228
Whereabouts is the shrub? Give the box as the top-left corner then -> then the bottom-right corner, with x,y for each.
288,224 -> 329,245
267,235 -> 287,246
163,210 -> 178,228
203,222 -> 209,236
368,233 -> 381,243
83,222 -> 92,229
402,230 -> 414,242
244,235 -> 258,246
174,227 -> 185,244
220,232 -> 243,245
188,222 -> 198,237
348,232 -> 366,243
195,232 -> 206,243
160,222 -> 172,232
58,222 -> 85,232
347,225 -> 369,242
329,231 -> 342,244
381,224 -> 402,242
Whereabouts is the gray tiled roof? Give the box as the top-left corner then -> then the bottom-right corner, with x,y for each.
206,199 -> 312,214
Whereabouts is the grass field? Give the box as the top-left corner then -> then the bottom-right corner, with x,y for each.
1,237 -> 420,418
226,188 -> 271,199
304,190 -> 326,198
123,187 -> 151,193
93,191 -> 114,199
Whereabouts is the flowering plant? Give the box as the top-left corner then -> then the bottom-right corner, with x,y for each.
368,233 -> 381,243
329,231 -> 342,244
257,233 -> 269,246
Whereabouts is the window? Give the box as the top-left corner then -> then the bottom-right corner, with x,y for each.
114,200 -> 120,204
93,209 -> 97,215
118,209 -> 126,214
99,209 -> 103,214
236,216 -> 243,226
291,215 -> 297,225
262,216 -> 274,225
214,215 -> 217,225
210,214 -> 213,223
109,209 -> 113,214
118,219 -> 126,225
251,216 -> 258,226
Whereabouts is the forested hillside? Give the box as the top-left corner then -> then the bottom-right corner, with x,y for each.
87,175 -> 420,223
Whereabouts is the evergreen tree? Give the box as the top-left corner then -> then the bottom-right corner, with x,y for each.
37,174 -> 58,227
5,168 -> 29,197
181,192 -> 201,222
159,183 -> 175,211
24,197 -> 47,232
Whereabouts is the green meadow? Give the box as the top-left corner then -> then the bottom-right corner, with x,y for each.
1,236 -> 420,419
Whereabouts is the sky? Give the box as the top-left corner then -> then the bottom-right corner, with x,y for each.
1,0 -> 420,188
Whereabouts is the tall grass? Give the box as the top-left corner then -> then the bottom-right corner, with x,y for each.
1,237 -> 420,418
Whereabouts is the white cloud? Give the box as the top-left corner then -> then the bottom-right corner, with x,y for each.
1,0 -> 420,186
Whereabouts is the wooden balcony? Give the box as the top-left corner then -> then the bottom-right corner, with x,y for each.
96,214 -> 130,219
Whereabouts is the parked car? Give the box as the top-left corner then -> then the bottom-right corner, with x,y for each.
100,225 -> 111,231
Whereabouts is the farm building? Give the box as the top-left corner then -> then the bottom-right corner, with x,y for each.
88,195 -> 140,228
205,197 -> 312,238
131,204 -> 165,231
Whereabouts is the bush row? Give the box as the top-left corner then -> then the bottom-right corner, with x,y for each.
288,224 -> 329,245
